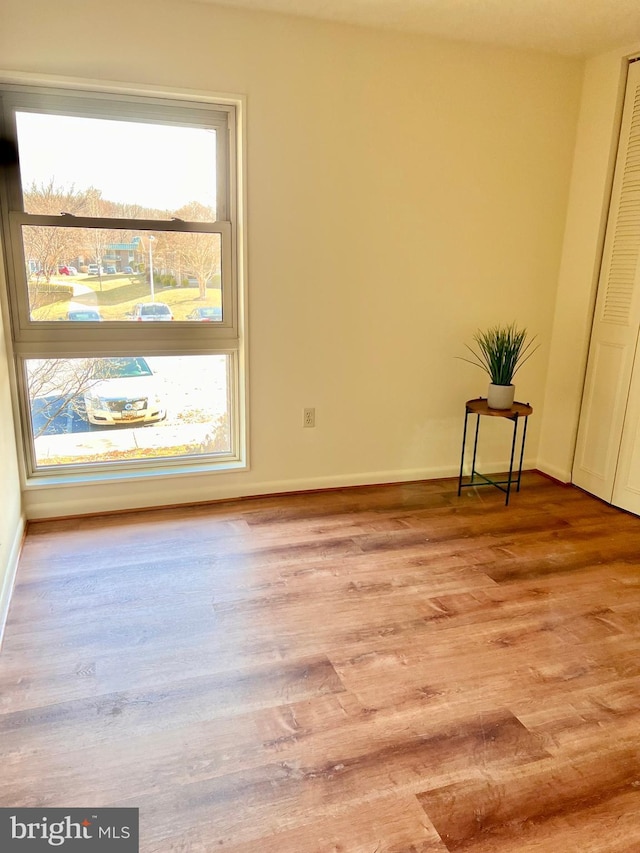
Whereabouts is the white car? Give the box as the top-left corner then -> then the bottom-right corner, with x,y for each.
130,302 -> 174,321
83,357 -> 166,426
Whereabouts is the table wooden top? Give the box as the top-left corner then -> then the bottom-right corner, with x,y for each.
465,397 -> 533,418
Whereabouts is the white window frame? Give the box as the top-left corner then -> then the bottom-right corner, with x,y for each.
0,81 -> 247,483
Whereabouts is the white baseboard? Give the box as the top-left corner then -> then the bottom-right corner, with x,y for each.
24,458 -> 539,519
535,462 -> 572,484
0,514 -> 26,648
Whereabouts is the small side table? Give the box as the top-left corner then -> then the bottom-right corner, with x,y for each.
457,398 -> 533,505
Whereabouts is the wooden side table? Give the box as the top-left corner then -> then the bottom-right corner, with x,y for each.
457,398 -> 533,505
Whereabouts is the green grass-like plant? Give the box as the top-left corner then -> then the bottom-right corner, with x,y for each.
460,323 -> 538,386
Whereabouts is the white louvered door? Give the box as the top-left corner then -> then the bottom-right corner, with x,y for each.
612,342 -> 640,513
573,60 -> 640,505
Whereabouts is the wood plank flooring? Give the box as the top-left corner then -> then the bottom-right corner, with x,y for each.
2,473 -> 640,851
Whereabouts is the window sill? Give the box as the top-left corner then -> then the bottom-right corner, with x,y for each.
23,457 -> 249,490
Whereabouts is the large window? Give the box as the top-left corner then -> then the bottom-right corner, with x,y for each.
0,85 -> 243,478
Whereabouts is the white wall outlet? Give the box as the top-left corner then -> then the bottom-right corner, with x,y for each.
303,407 -> 315,428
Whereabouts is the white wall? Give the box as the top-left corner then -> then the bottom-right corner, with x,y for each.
538,45 -> 640,482
0,242 -> 24,639
0,0 -> 582,518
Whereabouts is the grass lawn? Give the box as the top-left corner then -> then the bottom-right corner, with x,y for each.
31,274 -> 222,321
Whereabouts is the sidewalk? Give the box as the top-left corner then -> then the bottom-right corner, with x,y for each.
35,422 -> 222,462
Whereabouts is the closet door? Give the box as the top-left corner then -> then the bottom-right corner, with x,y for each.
612,340 -> 640,513
573,60 -> 640,503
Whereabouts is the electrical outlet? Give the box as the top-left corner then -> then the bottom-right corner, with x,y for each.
303,407 -> 315,428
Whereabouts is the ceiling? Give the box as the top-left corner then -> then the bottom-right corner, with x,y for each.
193,0 -> 640,57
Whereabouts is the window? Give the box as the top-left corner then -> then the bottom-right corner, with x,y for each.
0,85 -> 243,477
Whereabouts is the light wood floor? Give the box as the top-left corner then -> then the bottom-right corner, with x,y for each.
2,473 -> 640,852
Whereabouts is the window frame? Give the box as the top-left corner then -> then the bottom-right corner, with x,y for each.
0,82 -> 246,481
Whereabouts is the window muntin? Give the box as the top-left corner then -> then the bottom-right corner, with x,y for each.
0,85 -> 241,478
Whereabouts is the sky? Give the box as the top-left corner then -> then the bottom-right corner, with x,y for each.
16,112 -> 217,212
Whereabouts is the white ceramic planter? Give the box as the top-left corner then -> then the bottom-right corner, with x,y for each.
487,383 -> 515,410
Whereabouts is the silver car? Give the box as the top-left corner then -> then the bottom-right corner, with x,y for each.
83,357 -> 166,426
131,302 -> 174,321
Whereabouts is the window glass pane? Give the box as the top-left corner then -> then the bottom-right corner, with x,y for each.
22,227 -> 223,321
16,112 -> 217,220
27,355 -> 231,468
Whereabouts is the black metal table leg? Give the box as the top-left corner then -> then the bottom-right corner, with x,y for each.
458,408 -> 470,496
505,417 -> 519,506
470,414 -> 481,485
516,414 -> 529,492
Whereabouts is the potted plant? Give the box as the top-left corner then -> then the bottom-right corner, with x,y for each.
460,323 -> 538,409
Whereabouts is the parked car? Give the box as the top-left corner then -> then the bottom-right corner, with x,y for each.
186,306 -> 222,322
105,265 -> 117,274
123,266 -> 134,274
131,302 -> 174,321
67,266 -> 78,275
67,308 -> 102,321
83,356 -> 166,426
57,265 -> 71,275
87,264 -> 104,275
